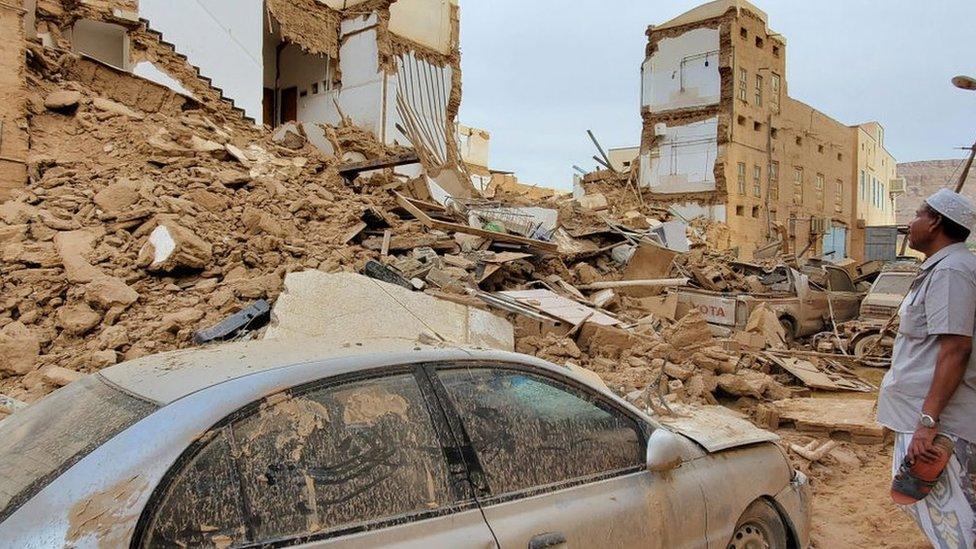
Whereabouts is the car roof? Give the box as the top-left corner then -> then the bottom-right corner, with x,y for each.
98,339 -> 586,406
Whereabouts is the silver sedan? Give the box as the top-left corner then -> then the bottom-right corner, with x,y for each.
0,340 -> 809,548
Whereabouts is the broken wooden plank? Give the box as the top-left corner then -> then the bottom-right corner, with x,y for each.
337,152 -> 420,180
380,230 -> 392,257
340,221 -> 368,244
772,398 -> 885,444
499,289 -> 619,326
764,354 -> 875,393
577,278 -> 689,290
394,192 -> 558,253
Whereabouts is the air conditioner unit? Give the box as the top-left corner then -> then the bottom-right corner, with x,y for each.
654,123 -> 668,137
889,177 -> 906,195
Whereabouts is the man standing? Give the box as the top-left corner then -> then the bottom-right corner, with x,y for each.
878,188 -> 976,547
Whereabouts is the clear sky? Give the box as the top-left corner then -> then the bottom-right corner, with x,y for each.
457,0 -> 976,191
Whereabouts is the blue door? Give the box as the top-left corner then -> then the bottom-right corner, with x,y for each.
822,226 -> 848,262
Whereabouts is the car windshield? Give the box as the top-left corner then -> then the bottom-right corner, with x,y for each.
872,274 -> 914,296
0,375 -> 157,521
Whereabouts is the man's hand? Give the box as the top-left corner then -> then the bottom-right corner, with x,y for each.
908,424 -> 941,463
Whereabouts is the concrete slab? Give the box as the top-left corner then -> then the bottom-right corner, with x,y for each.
264,271 -> 514,351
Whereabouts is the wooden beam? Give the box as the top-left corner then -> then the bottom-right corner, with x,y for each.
337,152 -> 420,180
394,192 -> 559,254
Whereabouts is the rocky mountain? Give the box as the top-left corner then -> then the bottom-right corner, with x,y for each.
897,159 -> 976,224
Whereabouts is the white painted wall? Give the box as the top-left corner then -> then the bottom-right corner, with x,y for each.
71,19 -> 128,69
639,117 -> 718,193
278,44 -> 332,121
671,202 -> 727,223
389,0 -> 453,55
642,27 -> 720,111
139,0 -> 264,122
132,61 -> 194,96
328,14 -> 385,141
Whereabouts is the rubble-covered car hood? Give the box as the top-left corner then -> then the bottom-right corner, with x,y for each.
652,405 -> 780,452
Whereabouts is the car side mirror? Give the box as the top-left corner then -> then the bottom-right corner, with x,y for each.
646,429 -> 685,472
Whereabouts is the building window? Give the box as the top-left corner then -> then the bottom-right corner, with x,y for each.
794,167 -> 803,204
835,179 -> 844,213
772,44 -> 781,57
818,144 -> 825,154
755,74 -> 763,106
769,161 -> 780,201
755,36 -> 764,49
753,165 -> 762,197
770,209 -> 777,222
796,136 -> 803,147
816,173 -> 824,190
736,205 -> 745,216
754,121 -> 763,132
880,183 -> 887,210
738,68 -> 748,102
771,127 -> 779,139
737,115 -> 746,126
837,153 -> 843,161
737,162 -> 747,195
740,27 -> 748,39
771,74 -> 781,111
752,206 -> 761,218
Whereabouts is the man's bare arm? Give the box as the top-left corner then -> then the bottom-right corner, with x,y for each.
923,334 -> 973,418
910,334 -> 972,461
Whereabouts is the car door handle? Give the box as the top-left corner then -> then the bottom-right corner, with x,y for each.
528,532 -> 566,549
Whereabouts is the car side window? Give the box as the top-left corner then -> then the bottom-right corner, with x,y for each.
144,428 -> 247,548
436,367 -> 643,496
232,373 -> 454,543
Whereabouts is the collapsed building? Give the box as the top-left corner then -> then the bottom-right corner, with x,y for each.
617,0 -> 902,261
1,0 -> 476,202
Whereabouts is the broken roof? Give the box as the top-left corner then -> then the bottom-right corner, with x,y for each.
653,0 -> 768,32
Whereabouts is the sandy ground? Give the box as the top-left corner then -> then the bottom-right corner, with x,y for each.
809,442 -> 929,548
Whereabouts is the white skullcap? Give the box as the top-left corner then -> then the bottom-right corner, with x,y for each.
926,188 -> 976,230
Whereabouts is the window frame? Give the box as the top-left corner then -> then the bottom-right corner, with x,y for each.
134,364 -> 478,549
425,361 -> 650,506
737,162 -> 747,195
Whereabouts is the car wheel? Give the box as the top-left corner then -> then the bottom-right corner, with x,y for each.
852,333 -> 883,358
727,499 -> 788,549
778,318 -> 795,345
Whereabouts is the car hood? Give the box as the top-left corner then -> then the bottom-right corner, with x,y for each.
652,405 -> 780,452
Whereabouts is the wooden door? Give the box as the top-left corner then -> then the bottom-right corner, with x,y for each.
280,87 -> 298,124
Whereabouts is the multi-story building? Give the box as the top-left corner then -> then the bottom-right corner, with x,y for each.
637,0 -> 896,261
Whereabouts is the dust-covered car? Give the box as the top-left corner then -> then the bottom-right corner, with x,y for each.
0,341 -> 809,548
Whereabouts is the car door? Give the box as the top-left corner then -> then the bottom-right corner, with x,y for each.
134,368 -> 496,548
823,265 -> 863,322
428,363 -> 708,549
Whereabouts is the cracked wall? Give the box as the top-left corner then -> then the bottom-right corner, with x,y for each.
0,3 -> 28,199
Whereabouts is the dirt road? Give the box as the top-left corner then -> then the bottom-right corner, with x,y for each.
809,442 -> 928,548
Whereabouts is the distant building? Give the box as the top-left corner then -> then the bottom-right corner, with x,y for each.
637,0 -> 898,261
457,124 -> 491,190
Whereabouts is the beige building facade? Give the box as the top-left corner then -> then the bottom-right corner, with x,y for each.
638,0 -> 895,261
854,122 -> 899,226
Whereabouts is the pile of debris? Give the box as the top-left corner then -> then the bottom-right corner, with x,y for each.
0,51 -> 387,400
1,37 -> 880,464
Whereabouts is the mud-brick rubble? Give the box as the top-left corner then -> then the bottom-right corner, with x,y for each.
0,76 -> 393,401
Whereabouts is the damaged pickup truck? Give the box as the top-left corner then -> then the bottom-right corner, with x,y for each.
814,260 -> 918,360
672,262 -> 864,342
0,340 -> 809,548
